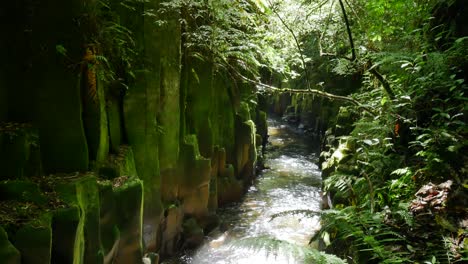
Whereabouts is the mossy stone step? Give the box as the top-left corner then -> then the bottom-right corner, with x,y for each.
0,180 -> 47,206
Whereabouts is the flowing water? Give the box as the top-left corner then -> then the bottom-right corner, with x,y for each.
165,117 -> 322,264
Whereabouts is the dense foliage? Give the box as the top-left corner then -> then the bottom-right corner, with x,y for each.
166,0 -> 468,262
27,0 -> 467,262
276,0 -> 468,263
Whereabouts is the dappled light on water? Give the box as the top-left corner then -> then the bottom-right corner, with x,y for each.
166,118 -> 321,264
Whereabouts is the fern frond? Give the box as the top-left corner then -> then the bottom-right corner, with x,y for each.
270,209 -> 320,220
230,236 -> 346,264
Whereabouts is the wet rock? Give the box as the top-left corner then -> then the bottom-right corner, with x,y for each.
160,206 -> 183,256
143,252 -> 159,264
182,218 -> 204,249
217,165 -> 243,206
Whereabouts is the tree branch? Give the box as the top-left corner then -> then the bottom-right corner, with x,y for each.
368,65 -> 395,99
337,0 -> 395,99
268,0 -> 311,89
234,73 -> 377,116
338,0 -> 356,61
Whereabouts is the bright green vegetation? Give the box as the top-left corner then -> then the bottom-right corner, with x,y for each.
0,0 -> 467,263
262,0 -> 467,263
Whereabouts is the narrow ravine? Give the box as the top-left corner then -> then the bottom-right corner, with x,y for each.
165,117 -> 322,264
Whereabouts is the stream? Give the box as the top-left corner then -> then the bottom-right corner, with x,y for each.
165,117 -> 322,264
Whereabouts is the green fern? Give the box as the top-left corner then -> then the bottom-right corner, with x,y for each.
230,236 -> 346,264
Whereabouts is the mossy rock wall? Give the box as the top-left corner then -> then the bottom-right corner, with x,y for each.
211,74 -> 237,164
120,0 -> 164,251
184,59 -> 215,157
0,1 -> 262,262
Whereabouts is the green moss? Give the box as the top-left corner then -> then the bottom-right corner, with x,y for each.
76,177 -> 103,264
82,69 -> 109,164
0,226 -> 21,264
211,75 -> 236,164
124,39 -> 163,249
158,13 -> 181,170
238,102 -> 251,124
12,213 -> 52,264
97,145 -> 138,180
52,176 -> 103,264
0,180 -> 47,206
184,59 -> 214,158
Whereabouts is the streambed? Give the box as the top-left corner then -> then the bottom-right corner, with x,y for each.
165,117 -> 322,264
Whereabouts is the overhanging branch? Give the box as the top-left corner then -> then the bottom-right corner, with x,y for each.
236,73 -> 377,116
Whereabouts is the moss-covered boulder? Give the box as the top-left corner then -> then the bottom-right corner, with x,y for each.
0,123 -> 42,180
0,226 -> 20,264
